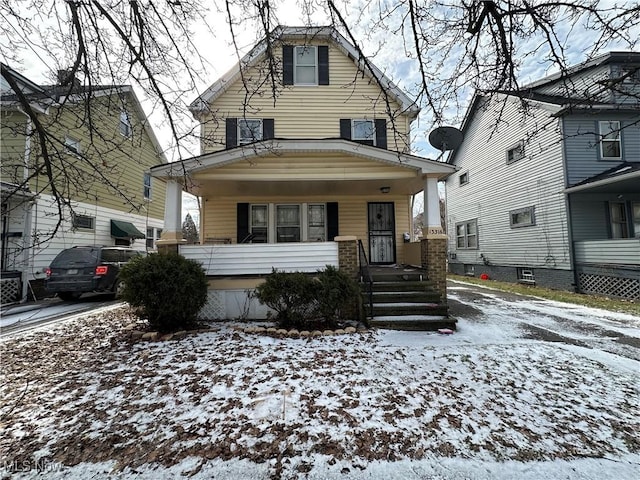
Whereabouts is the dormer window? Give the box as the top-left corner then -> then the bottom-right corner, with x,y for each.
599,121 -> 622,159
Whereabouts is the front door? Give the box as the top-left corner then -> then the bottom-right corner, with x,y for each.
368,202 -> 396,264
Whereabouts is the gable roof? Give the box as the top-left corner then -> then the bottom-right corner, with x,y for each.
190,26 -> 420,120
1,63 -> 167,164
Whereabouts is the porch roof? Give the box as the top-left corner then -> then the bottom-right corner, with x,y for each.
564,162 -> 640,194
150,139 -> 456,197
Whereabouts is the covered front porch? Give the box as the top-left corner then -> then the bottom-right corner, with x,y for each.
150,139 -> 455,319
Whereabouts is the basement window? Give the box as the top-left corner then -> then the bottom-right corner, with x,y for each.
517,267 -> 535,284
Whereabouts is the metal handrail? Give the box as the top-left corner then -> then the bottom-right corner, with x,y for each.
357,239 -> 374,319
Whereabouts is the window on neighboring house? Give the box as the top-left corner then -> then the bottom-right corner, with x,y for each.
120,111 -> 132,137
238,119 -> 263,145
506,141 -> 525,164
633,202 -> 640,238
339,118 -> 388,149
250,204 -> 268,243
143,173 -> 152,200
72,214 -> 94,230
510,206 -> 536,228
276,204 -> 301,243
517,267 -> 535,284
459,171 -> 469,186
455,219 -> 478,249
599,121 -> 622,159
146,227 -> 163,249
609,202 -> 628,238
307,204 -> 326,241
283,45 -> 329,86
65,136 -> 81,155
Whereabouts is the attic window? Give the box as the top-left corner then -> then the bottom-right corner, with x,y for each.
506,141 -> 524,164
120,111 -> 132,137
294,46 -> 317,85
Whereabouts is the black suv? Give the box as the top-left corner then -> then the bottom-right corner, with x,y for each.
45,246 -> 144,300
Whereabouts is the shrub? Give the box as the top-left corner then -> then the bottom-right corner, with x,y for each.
314,265 -> 360,324
254,266 -> 360,330
254,269 -> 317,329
119,253 -> 208,332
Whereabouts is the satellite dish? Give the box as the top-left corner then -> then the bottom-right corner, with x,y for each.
428,126 -> 463,152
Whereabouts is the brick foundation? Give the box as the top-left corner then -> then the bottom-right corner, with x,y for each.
421,234 -> 448,302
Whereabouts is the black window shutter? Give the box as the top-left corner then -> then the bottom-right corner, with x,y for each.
327,202 -> 339,241
283,45 -> 294,85
375,119 -> 387,149
226,118 -> 238,149
339,119 -> 351,140
237,203 -> 250,243
318,46 -> 329,85
263,118 -> 274,140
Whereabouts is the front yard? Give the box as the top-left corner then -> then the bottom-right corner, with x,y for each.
0,302 -> 638,479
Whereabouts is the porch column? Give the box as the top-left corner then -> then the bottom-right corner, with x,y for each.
335,235 -> 361,321
421,176 -> 448,303
422,176 -> 443,235
156,179 -> 185,254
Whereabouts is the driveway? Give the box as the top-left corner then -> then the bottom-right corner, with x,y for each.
448,279 -> 640,362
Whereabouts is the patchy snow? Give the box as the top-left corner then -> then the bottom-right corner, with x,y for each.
0,296 -> 639,480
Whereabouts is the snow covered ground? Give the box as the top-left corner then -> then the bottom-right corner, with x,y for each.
1,287 -> 638,479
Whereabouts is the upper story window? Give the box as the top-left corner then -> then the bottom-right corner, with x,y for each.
283,45 -> 329,86
599,121 -> 622,159
506,140 -> 525,164
459,171 -> 469,186
294,46 -> 317,85
455,219 -> 478,249
143,172 -> 152,200
65,136 -> 81,155
339,118 -> 387,149
120,111 -> 132,137
238,119 -> 263,145
226,118 -> 274,149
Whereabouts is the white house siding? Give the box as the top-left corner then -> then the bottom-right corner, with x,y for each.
562,113 -> 640,186
25,193 -> 163,280
446,96 -> 571,279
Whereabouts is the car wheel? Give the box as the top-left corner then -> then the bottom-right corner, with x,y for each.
58,292 -> 81,301
113,280 -> 126,299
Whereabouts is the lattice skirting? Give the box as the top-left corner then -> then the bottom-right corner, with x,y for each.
577,272 -> 640,300
199,290 -> 226,320
1,277 -> 21,305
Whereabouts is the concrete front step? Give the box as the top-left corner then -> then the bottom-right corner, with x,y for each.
369,281 -> 437,292
370,315 -> 457,331
371,303 -> 449,317
368,291 -> 442,303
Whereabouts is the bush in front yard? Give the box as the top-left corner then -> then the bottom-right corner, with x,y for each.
119,253 -> 208,331
255,266 -> 360,330
314,265 -> 360,324
254,269 -> 317,329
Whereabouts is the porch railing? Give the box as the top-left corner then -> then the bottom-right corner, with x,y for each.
358,239 -> 374,319
179,242 -> 339,276
574,239 -> 640,266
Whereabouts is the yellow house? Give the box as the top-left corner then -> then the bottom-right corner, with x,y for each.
151,26 -> 455,324
1,64 -> 166,302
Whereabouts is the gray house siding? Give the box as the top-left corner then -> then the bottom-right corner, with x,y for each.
563,114 -> 640,186
569,194 -> 610,241
446,95 -> 571,288
534,64 -> 613,102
